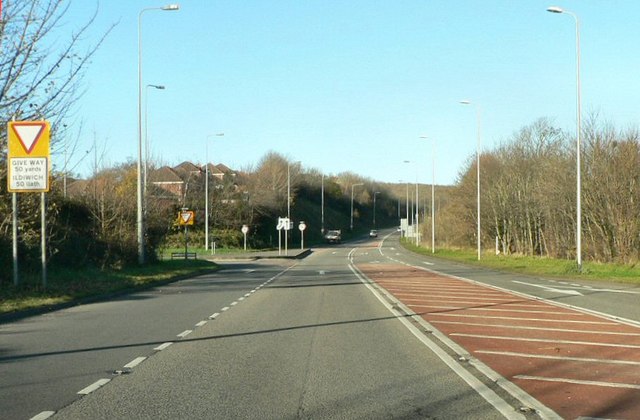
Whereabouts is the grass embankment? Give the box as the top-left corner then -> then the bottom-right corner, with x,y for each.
1,258 -> 218,316
401,240 -> 640,284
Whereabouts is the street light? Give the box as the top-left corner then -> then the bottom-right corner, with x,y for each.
460,99 -> 482,260
420,135 -> 436,253
144,84 -> 165,199
373,191 -> 380,228
350,183 -> 364,230
403,161 -> 412,228
404,160 -> 419,245
321,173 -> 325,235
205,133 -> 224,251
547,5 -> 582,272
137,3 -> 179,265
286,161 -> 301,256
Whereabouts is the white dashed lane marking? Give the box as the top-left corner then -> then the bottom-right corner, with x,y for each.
177,330 -> 192,338
77,378 -> 111,395
30,411 -> 55,420
154,342 -> 173,351
123,357 -> 147,369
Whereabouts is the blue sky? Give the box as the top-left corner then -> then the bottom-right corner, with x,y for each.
60,0 -> 640,186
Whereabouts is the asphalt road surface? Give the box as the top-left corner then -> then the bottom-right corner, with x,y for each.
5,230 -> 640,419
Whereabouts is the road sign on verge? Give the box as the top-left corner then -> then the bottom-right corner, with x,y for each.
178,211 -> 194,225
7,121 -> 51,192
276,217 -> 289,231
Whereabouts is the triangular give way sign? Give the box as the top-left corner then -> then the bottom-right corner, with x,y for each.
8,121 -> 50,158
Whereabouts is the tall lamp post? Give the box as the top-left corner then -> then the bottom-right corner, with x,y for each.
403,160 -> 412,227
205,133 -> 224,251
460,100 -> 482,261
286,161 -> 301,256
350,183 -> 364,230
420,135 -> 436,253
137,3 -> 179,265
321,173 -> 325,235
547,6 -> 582,272
373,191 -> 380,228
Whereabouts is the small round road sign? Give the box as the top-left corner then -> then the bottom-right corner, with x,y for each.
241,225 -> 249,234
299,221 -> 306,231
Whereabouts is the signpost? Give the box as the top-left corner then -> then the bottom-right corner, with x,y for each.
276,217 -> 288,256
7,120 -> 51,287
178,209 -> 194,259
241,225 -> 249,251
299,221 -> 306,250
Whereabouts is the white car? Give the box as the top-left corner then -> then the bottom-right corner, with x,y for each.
369,230 -> 378,238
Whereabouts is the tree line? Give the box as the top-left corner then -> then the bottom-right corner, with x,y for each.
433,116 -> 640,264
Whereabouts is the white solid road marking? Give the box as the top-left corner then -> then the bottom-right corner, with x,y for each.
432,319 -> 640,336
177,330 -> 192,338
413,304 -> 581,316
123,357 -> 147,369
514,375 -> 640,390
430,312 -> 613,325
451,333 -> 640,349
195,320 -> 207,327
423,261 -> 434,266
30,411 -> 55,420
476,350 -> 640,366
78,378 -> 111,395
154,342 -> 173,351
513,280 -> 583,296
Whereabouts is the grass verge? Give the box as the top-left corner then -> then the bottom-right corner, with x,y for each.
401,240 -> 640,284
1,259 -> 219,317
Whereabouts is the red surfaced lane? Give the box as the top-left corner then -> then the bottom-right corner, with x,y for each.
358,263 -> 640,419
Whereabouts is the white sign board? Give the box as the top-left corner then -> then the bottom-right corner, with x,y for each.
9,158 -> 48,191
277,217 -> 292,231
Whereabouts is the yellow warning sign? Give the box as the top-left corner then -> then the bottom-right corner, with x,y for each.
7,121 -> 51,192
178,211 -> 195,226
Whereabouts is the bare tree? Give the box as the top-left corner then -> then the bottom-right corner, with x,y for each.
0,0 -> 113,157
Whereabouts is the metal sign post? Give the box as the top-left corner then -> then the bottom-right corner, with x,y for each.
298,221 -> 306,250
178,209 -> 194,259
276,217 -> 287,256
12,193 -> 18,286
7,120 -> 51,288
241,225 -> 249,251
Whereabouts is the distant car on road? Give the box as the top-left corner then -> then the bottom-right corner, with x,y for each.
369,230 -> 378,238
324,229 -> 342,244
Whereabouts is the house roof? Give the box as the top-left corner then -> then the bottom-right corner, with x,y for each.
203,163 -> 224,176
149,166 -> 183,183
215,163 -> 234,174
173,161 -> 202,178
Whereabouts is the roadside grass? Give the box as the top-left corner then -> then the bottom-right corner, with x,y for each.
0,258 -> 219,316
401,240 -> 640,284
159,246 -> 274,259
